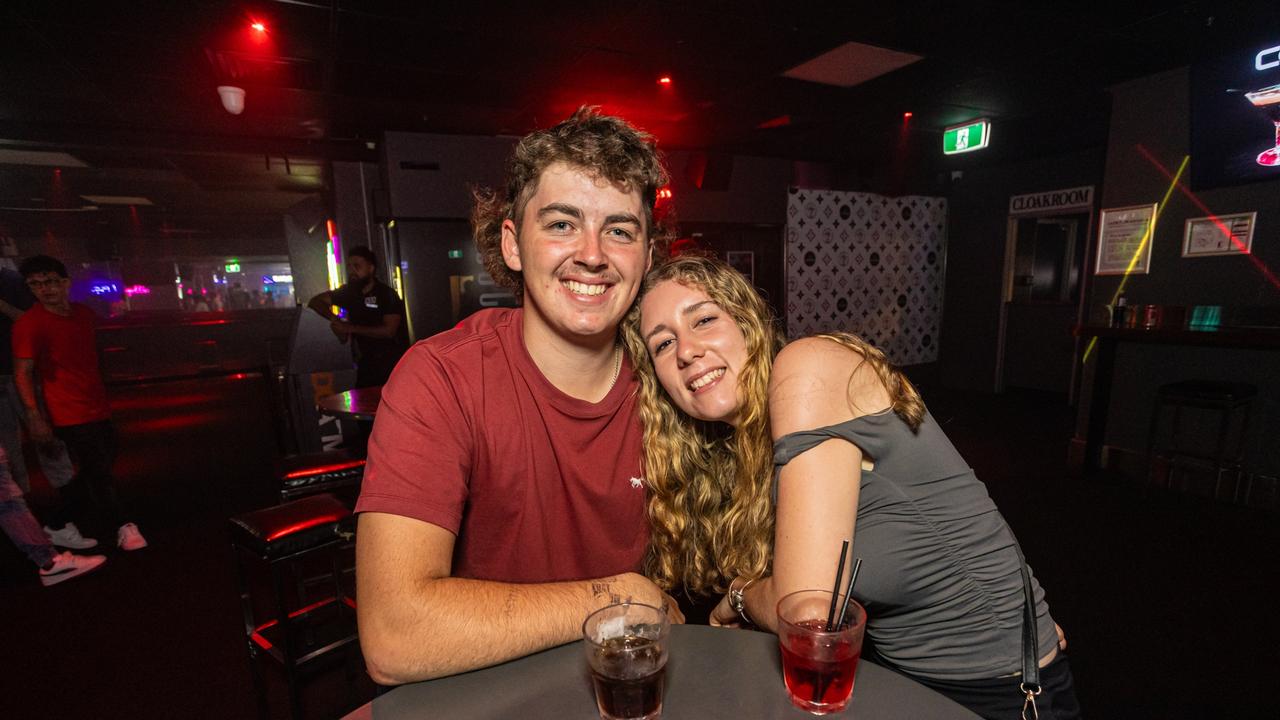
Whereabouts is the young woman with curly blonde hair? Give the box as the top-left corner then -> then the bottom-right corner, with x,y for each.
621,255 -> 1081,719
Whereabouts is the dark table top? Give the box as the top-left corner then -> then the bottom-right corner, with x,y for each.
342,624 -> 979,719
316,386 -> 382,421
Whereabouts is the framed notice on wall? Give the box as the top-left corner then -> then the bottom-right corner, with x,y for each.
1095,203 -> 1158,275
1182,212 -> 1256,257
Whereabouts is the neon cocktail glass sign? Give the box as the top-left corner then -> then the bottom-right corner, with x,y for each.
1258,45 -> 1280,71
1245,84 -> 1280,167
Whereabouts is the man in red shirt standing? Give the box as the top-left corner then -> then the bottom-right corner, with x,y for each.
13,255 -> 147,551
355,108 -> 681,684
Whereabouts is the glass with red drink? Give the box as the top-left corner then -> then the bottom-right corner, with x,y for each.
583,602 -> 670,720
776,590 -> 866,715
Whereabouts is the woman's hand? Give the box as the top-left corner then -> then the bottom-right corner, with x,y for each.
1055,622 -> 1067,651
709,593 -> 740,628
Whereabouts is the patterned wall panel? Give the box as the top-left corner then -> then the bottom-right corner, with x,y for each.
785,189 -> 947,366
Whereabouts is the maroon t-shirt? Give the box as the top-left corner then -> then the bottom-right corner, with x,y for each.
12,303 -> 111,427
355,308 -> 648,583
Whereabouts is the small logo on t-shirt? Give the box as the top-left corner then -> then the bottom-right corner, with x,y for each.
629,476 -> 644,489
364,296 -> 379,308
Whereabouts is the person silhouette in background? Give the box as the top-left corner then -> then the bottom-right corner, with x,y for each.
13,255 -> 147,552
307,246 -> 410,389
0,262 -> 88,550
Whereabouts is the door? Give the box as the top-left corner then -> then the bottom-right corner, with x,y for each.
998,215 -> 1087,395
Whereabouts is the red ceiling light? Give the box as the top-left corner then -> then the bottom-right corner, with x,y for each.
250,21 -> 267,33
658,75 -> 672,85
903,112 -> 913,119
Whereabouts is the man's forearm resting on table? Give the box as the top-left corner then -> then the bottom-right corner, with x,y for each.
356,513 -> 663,685
359,573 -> 647,684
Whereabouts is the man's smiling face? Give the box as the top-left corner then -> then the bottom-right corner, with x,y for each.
502,162 -> 652,345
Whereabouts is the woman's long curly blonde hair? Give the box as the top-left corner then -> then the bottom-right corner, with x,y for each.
621,255 -> 784,595
622,256 -> 927,597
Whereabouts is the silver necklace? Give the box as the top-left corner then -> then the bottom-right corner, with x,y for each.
607,344 -> 622,390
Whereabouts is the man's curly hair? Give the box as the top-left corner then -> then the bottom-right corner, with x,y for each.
471,106 -> 674,299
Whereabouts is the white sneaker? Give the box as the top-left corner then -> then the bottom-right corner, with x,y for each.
44,523 -> 99,550
117,522 -> 148,551
39,551 -> 107,587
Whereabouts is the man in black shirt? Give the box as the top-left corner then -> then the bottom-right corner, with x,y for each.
307,246 -> 410,388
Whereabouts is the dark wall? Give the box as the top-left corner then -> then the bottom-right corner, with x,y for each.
332,161 -> 380,250
1093,66 -> 1280,309
1077,66 -> 1280,476
937,147 -> 1107,392
380,132 -> 513,219
377,134 -> 804,226
664,151 -> 795,226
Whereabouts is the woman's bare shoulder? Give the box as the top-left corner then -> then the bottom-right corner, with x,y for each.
770,337 -> 885,435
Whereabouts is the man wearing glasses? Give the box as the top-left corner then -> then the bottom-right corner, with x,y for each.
13,255 -> 147,551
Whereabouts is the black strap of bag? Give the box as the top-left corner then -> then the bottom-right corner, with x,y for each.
1009,533 -> 1041,720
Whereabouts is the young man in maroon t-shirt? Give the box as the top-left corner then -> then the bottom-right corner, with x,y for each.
355,108 -> 683,684
13,255 -> 147,551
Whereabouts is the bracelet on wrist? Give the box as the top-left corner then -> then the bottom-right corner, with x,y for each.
728,576 -> 759,626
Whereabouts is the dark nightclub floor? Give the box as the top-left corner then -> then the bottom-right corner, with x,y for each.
2,379 -> 1275,719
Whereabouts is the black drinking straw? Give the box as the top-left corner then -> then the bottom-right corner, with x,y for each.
824,540 -> 850,631
836,558 -> 863,630
814,540 -> 851,704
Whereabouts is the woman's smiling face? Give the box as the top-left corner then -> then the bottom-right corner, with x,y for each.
639,280 -> 748,427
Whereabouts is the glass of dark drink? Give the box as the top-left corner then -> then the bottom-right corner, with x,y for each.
776,590 -> 867,715
583,602 -> 670,720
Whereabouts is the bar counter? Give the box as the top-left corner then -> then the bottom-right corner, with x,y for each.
1074,324 -> 1280,473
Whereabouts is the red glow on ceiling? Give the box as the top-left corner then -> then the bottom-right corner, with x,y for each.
658,76 -> 672,85
756,115 -> 792,130
669,237 -> 702,257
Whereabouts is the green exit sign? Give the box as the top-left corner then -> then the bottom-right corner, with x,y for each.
943,119 -> 991,155
447,249 -> 463,259
224,262 -> 241,273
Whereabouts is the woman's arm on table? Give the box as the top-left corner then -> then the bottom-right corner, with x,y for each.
711,338 -> 890,632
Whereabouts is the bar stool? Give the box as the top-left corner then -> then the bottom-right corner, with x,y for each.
229,493 -> 359,719
1146,380 -> 1256,501
278,450 -> 366,504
